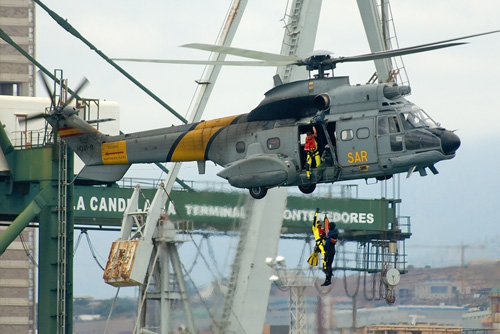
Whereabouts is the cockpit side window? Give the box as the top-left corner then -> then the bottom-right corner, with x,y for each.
389,116 -> 401,133
378,115 -> 401,135
378,115 -> 403,152
378,117 -> 389,135
378,115 -> 401,134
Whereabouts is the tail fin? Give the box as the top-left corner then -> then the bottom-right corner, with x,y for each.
54,114 -> 131,183
54,113 -> 106,166
47,110 -> 130,183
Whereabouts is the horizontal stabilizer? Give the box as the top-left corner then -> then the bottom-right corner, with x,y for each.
78,164 -> 130,183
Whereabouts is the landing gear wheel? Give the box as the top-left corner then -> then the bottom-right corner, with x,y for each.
298,183 -> 316,194
249,186 -> 267,199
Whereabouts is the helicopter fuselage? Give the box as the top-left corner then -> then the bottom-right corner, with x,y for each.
57,76 -> 460,198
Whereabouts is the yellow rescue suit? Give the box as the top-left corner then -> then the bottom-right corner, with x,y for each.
307,210 -> 327,271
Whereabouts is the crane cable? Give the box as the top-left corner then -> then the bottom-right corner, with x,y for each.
133,248 -> 160,334
103,287 -> 121,334
363,271 -> 378,301
19,231 -> 38,267
180,261 -> 221,331
342,243 -> 362,298
160,187 -> 229,325
362,243 -> 377,301
74,229 -> 122,333
182,233 -> 249,334
74,229 -> 106,271
187,233 -> 227,296
186,237 -> 204,274
161,185 -> 226,285
206,235 -> 224,278
138,184 -> 249,332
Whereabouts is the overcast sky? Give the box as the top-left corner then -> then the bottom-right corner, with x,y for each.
34,1 -> 500,298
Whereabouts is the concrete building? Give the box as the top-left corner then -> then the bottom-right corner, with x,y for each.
0,0 -> 35,96
490,287 -> 500,333
0,227 -> 36,333
413,280 -> 458,301
333,305 -> 468,328
0,0 -> 37,332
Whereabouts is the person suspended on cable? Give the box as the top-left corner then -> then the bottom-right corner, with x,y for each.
304,126 -> 320,179
307,208 -> 325,267
321,217 -> 339,287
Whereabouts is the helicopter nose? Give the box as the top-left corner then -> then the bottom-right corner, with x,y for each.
440,130 -> 461,155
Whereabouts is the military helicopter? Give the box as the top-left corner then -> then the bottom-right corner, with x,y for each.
39,30 -> 498,199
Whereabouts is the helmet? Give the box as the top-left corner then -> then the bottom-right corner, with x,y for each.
329,221 -> 336,230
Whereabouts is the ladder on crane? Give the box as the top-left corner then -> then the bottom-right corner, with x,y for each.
357,0 -> 409,86
56,139 -> 68,334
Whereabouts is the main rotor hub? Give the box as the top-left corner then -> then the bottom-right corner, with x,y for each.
304,54 -> 335,78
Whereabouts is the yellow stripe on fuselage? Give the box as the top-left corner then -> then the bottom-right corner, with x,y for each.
194,115 -> 239,129
170,127 -> 221,161
170,115 -> 239,162
101,140 -> 129,164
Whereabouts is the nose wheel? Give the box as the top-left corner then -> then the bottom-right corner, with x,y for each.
249,186 -> 268,199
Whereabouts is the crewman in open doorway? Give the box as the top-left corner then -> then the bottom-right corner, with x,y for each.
304,126 -> 320,179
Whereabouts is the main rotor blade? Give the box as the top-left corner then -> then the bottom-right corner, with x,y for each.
61,77 -> 89,109
112,58 -> 297,67
403,29 -> 500,50
331,42 -> 467,65
181,43 -> 300,62
114,30 -> 500,69
330,29 -> 500,65
38,71 -> 56,108
19,112 -> 47,123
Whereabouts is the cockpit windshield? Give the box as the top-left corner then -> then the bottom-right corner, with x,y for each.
399,105 -> 438,130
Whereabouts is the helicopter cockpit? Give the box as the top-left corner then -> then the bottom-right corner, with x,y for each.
398,105 -> 439,130
389,104 -> 460,155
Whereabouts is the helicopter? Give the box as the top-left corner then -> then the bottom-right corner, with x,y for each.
39,30 -> 498,199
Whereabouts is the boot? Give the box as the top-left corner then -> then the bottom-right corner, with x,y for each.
321,278 -> 331,286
